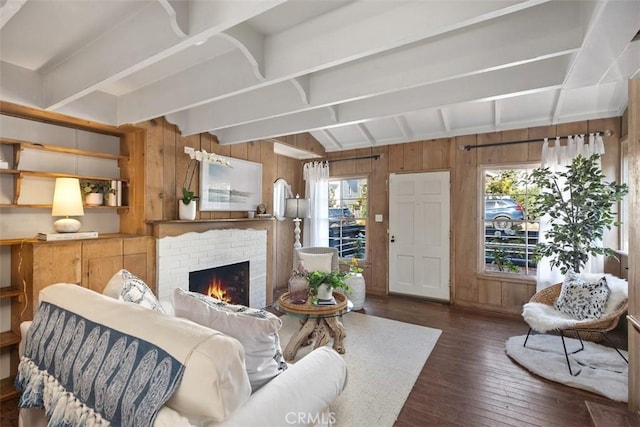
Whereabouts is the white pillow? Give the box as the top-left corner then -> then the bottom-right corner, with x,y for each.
173,288 -> 288,391
106,269 -> 165,313
555,271 -> 610,320
103,268 -> 127,298
298,252 -> 333,272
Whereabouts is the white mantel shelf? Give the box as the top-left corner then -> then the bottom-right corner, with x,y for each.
150,218 -> 275,238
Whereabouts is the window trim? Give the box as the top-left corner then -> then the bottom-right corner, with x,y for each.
327,174 -> 369,261
478,162 -> 540,278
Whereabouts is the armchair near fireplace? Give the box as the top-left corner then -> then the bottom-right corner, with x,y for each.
294,247 -> 339,273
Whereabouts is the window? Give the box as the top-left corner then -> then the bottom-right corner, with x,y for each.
481,165 -> 540,276
328,177 -> 367,259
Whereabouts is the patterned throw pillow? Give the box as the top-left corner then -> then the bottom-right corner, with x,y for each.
173,288 -> 287,392
554,271 -> 610,320
119,269 -> 165,313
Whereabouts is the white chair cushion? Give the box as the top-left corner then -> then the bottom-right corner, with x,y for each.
297,252 -> 333,273
173,288 -> 288,392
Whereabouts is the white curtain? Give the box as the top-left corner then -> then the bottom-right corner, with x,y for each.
536,133 -> 605,290
303,161 -> 330,247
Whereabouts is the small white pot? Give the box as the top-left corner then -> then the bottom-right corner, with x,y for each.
179,200 -> 197,220
317,283 -> 333,300
345,273 -> 366,310
85,192 -> 103,206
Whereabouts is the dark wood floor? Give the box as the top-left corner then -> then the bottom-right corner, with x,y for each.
0,294 -> 631,427
363,294 -> 630,427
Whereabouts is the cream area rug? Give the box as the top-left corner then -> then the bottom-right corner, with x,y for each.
505,334 -> 628,402
279,312 -> 442,427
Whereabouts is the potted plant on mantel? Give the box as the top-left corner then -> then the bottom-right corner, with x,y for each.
528,153 -> 628,275
307,270 -> 350,304
180,147 -> 231,220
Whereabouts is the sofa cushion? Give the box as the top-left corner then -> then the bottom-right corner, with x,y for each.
555,271 -> 611,320
173,288 -> 287,392
37,283 -> 251,422
297,252 -> 333,273
103,269 -> 165,313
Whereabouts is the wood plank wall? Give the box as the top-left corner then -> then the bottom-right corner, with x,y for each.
136,118 -> 315,293
141,116 -> 623,316
454,117 -> 621,314
322,117 -> 622,316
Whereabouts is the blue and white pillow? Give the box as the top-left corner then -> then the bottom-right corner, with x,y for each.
555,271 -> 610,320
106,269 -> 165,313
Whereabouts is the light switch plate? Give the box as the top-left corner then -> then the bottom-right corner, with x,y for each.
375,214 -> 383,222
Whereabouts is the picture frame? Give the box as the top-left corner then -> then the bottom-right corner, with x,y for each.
199,155 -> 262,211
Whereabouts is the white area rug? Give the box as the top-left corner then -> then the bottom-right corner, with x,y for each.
506,334 -> 628,402
279,312 -> 441,427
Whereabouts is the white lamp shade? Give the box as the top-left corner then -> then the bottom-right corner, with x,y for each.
52,178 -> 84,217
285,197 -> 309,219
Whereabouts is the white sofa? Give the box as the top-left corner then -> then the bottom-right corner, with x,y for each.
18,283 -> 348,427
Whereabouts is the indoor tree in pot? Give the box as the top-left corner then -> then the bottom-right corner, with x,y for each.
528,153 -> 628,275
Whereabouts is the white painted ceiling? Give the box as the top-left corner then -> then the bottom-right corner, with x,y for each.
1,0 -> 638,153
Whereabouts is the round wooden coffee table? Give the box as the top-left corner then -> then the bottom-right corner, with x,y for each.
275,292 -> 352,361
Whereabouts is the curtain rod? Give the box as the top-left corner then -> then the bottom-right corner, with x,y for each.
461,129 -> 613,151
326,154 -> 381,163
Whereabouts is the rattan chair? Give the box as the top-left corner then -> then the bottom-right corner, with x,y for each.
523,283 -> 628,376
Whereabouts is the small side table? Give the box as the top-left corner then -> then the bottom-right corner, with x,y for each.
275,292 -> 352,361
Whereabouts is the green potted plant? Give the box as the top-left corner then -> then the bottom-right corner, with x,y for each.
528,153 -> 628,275
80,180 -> 111,206
307,270 -> 350,303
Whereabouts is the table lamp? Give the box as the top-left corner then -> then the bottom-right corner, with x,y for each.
285,194 -> 309,248
51,177 -> 85,232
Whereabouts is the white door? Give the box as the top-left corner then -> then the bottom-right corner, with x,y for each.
389,171 -> 450,301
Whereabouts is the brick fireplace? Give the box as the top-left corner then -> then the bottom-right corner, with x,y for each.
157,228 -> 268,308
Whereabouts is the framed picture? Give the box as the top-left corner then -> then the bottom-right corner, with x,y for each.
199,155 -> 262,211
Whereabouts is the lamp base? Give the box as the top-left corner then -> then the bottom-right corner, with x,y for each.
53,217 -> 82,233
293,218 -> 302,248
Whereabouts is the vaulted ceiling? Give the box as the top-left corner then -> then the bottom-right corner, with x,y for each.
1,0 -> 638,153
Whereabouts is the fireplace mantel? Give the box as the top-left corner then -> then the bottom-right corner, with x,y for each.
150,218 -> 275,238
152,218 -> 276,305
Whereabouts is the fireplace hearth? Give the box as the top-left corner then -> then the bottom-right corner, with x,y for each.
189,261 -> 250,306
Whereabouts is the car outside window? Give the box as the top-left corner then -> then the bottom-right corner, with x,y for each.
482,165 -> 540,276
328,177 -> 367,259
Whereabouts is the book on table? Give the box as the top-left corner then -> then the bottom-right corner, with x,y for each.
37,231 -> 99,241
315,297 -> 337,306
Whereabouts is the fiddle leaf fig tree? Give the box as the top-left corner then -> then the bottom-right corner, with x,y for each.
529,153 -> 628,275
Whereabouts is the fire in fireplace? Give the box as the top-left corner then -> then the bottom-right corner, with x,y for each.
189,261 -> 250,306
